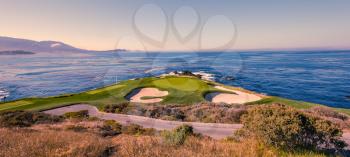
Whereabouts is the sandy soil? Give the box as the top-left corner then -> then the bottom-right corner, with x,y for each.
205,86 -> 262,104
126,88 -> 168,103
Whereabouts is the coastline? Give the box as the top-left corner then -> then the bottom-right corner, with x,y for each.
1,75 -> 350,117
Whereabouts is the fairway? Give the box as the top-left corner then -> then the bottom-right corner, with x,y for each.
153,77 -> 206,91
0,76 -> 221,111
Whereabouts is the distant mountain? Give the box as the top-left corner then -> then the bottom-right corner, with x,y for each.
0,36 -> 125,53
0,50 -> 35,55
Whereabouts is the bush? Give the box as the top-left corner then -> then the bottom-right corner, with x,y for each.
236,104 -> 347,151
99,120 -> 122,137
162,125 -> 194,146
228,107 -> 248,123
65,125 -> 87,132
174,124 -> 193,135
63,110 -> 89,119
88,116 -> 100,121
0,110 -> 63,127
122,124 -> 155,135
173,110 -> 186,120
307,106 -> 348,121
103,103 -> 129,113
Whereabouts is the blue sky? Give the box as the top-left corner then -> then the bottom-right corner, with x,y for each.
0,0 -> 349,51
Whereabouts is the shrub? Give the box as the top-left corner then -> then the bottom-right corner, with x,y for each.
173,110 -> 186,120
103,103 -> 129,113
228,107 -> 248,123
142,128 -> 156,135
63,110 -> 89,119
307,106 -> 348,121
174,124 -> 193,135
236,104 -> 347,151
162,125 -> 194,146
0,110 -> 63,127
88,116 -> 100,121
65,125 -> 87,132
99,120 -> 122,137
121,124 -> 155,135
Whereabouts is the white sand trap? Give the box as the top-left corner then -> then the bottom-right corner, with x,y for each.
205,86 -> 262,104
126,88 -> 168,103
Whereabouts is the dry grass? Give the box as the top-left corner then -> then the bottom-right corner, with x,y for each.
0,128 -> 113,157
112,135 -> 327,157
112,135 -> 276,157
0,120 -> 328,157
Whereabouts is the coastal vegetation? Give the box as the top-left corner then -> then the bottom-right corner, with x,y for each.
102,102 -> 247,123
235,104 -> 346,151
162,125 -> 195,146
63,110 -> 89,119
0,110 -> 63,127
0,114 -> 344,157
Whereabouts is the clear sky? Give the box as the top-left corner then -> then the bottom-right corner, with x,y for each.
0,0 -> 349,51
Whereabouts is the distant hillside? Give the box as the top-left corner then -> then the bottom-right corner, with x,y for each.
0,36 -> 125,53
0,50 -> 35,55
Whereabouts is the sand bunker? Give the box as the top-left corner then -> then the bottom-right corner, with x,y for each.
205,86 -> 261,104
126,88 -> 168,103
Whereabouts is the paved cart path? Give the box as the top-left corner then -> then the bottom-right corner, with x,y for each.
44,104 -> 350,145
44,104 -> 242,139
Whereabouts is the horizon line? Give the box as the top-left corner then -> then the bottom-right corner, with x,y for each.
2,36 -> 350,52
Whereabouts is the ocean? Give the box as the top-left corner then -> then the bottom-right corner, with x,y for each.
0,51 -> 349,108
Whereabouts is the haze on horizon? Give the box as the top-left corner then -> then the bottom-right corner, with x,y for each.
0,0 -> 350,51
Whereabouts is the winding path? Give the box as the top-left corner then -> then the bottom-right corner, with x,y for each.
44,104 -> 350,146
44,104 -> 242,139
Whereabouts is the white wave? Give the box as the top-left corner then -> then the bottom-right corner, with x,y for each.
160,71 -> 215,81
0,89 -> 9,99
192,71 -> 215,81
145,67 -> 165,73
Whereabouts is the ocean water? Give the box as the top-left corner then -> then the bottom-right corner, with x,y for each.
0,51 -> 349,108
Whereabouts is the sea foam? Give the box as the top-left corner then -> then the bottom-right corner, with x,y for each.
160,71 -> 215,81
0,89 -> 9,99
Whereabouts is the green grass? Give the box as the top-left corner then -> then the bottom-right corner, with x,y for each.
140,96 -> 164,100
0,76 -> 219,111
245,97 -> 316,109
1,75 -> 350,116
245,96 -> 350,115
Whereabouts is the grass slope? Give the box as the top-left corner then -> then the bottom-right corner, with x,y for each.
0,76 -> 219,111
1,76 -> 350,116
